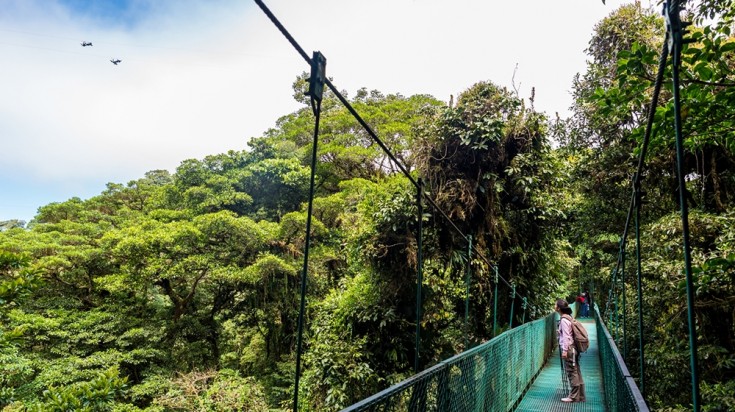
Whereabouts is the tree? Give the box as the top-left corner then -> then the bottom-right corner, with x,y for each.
559,3 -> 735,409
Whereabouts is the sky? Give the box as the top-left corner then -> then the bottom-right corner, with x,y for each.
1,0 -> 643,224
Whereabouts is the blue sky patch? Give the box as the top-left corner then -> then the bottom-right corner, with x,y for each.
57,0 -> 152,28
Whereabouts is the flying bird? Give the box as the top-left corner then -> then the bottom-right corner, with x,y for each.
81,41 -> 93,47
110,59 -> 121,65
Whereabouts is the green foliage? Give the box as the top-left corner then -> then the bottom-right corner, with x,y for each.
558,4 -> 735,410
0,251 -> 37,309
25,367 -> 129,412
152,369 -> 268,411
5,5 -> 735,408
301,272 -> 387,411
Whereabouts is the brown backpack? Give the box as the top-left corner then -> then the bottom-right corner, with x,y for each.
561,314 -> 590,353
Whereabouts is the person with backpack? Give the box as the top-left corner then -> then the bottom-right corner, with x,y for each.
556,299 -> 586,403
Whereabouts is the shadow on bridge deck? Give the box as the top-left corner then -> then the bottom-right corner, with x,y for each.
515,318 -> 606,412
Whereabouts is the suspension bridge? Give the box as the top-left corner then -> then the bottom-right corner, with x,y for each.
341,304 -> 646,412
253,0 -> 702,410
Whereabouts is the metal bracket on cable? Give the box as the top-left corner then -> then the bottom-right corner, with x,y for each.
633,173 -> 647,208
508,282 -> 517,328
521,297 -> 528,324
307,51 -> 327,104
663,1 -> 692,58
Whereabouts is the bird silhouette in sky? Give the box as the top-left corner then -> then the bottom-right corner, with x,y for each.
110,59 -> 121,65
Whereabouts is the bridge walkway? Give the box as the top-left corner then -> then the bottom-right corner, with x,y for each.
515,318 -> 606,412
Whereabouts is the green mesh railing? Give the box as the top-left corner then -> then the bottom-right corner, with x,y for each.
340,313 -> 555,412
595,305 -> 649,412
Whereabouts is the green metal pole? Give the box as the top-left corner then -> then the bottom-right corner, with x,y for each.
615,288 -> 620,343
493,266 -> 499,337
509,283 -> 516,329
464,235 -> 472,349
607,288 -> 613,328
613,267 -> 619,342
521,297 -> 528,324
667,2 -> 700,408
622,248 -> 627,360
293,53 -> 326,411
414,178 -> 424,373
634,178 -> 645,397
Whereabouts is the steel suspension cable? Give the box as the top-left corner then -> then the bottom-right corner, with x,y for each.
253,2 -> 541,379
631,39 -> 670,397
608,39 -> 669,327
253,0 -> 531,301
602,0 -> 699,406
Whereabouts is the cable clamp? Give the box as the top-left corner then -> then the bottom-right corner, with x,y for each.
307,51 -> 326,103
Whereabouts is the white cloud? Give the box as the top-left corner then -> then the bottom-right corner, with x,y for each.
0,0 -> 644,222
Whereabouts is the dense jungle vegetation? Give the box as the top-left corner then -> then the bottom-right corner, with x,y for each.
1,3 -> 734,411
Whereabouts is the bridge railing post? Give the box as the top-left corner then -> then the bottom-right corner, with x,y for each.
509,283 -> 516,329
521,297 -> 528,324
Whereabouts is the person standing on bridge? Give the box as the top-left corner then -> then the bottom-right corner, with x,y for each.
556,299 -> 586,403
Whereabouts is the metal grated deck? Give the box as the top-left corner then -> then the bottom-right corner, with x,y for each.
515,318 -> 607,412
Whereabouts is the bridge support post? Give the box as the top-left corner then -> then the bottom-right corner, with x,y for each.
464,235 -> 472,349
522,297 -> 528,324
509,283 -> 516,329
493,267 -> 499,337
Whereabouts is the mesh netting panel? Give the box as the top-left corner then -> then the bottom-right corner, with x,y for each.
341,314 -> 555,412
594,306 -> 648,412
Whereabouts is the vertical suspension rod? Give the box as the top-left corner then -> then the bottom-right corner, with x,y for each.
634,176 -> 645,396
493,267 -> 499,337
622,248 -> 627,360
509,283 -> 516,329
293,77 -> 324,412
522,297 -> 528,324
666,1 -> 700,409
415,178 -> 424,373
464,235 -> 472,349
